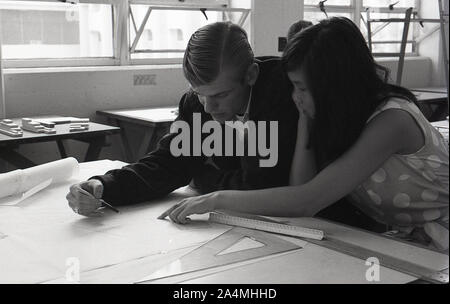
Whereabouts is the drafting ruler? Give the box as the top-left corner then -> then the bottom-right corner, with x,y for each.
210,212 -> 324,240
136,227 -> 301,283
209,213 -> 449,284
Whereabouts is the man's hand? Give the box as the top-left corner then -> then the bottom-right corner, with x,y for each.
158,192 -> 220,224
66,180 -> 104,216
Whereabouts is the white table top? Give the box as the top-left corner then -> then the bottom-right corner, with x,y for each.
411,87 -> 448,94
432,119 -> 449,143
0,160 -> 447,284
98,107 -> 178,124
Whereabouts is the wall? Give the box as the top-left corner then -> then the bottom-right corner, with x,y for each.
252,0 -> 302,56
5,66 -> 186,118
377,56 -> 432,88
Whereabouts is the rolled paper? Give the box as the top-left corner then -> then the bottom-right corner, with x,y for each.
0,157 -> 79,199
0,170 -> 23,199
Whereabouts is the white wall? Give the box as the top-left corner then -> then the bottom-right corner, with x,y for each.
377,56 -> 433,88
4,66 -> 186,118
252,0 -> 302,56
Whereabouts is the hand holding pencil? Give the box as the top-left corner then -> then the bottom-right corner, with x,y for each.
66,180 -> 119,216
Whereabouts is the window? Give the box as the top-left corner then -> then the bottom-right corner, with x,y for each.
0,0 -> 251,67
304,0 -> 353,23
128,2 -> 251,61
0,0 -> 114,64
303,0 -> 420,55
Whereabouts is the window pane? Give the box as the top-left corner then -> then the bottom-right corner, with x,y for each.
129,5 -> 251,59
360,12 -> 415,54
363,0 -> 416,8
304,0 -> 351,6
303,11 -> 352,24
361,13 -> 414,42
0,1 -> 113,59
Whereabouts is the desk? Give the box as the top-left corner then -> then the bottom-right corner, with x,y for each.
97,107 -> 178,162
412,90 -> 448,122
432,119 -> 449,144
411,87 -> 447,94
0,117 -> 120,170
0,160 -> 447,284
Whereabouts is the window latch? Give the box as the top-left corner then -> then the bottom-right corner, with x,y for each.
200,8 -> 208,20
319,0 -> 328,18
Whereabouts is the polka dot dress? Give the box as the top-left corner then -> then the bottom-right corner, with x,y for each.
350,98 -> 449,251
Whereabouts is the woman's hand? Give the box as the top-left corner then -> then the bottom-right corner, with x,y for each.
296,102 -> 315,143
158,192 -> 223,224
295,102 -> 314,124
292,88 -> 315,122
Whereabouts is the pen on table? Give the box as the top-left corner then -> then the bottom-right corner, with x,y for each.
99,199 -> 120,213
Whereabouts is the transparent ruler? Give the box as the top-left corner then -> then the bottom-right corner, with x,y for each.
209,212 -> 324,240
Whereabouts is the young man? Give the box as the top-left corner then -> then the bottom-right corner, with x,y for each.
66,22 -> 298,216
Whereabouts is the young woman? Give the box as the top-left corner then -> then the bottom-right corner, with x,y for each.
159,17 -> 449,252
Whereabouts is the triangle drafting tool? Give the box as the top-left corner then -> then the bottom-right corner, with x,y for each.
136,227 -> 301,283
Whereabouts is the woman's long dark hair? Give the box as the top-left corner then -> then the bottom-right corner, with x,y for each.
282,17 -> 418,170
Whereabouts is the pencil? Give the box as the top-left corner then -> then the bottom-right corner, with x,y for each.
99,199 -> 120,213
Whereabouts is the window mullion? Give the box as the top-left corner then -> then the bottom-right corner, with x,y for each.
354,0 -> 363,28
115,0 -> 129,66
3,0 -> 117,4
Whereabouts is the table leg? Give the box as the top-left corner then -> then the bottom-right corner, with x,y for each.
0,148 -> 37,169
429,103 -> 448,122
84,136 -> 106,162
114,120 -> 135,163
149,124 -> 170,152
57,140 -> 68,158
136,127 -> 156,159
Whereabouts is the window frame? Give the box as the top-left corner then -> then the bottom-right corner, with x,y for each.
0,0 -> 252,68
0,0 -> 121,68
127,3 -> 251,65
1,0 -> 426,68
302,0 -> 421,56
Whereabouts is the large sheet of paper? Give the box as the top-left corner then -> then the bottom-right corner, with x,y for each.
0,160 -> 228,283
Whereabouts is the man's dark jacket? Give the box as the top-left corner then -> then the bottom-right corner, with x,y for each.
92,57 -> 298,205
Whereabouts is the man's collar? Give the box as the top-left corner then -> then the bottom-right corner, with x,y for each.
235,86 -> 253,122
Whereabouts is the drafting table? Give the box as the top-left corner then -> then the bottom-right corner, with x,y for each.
412,87 -> 447,94
97,107 -> 178,162
0,159 -> 447,284
412,90 -> 448,122
432,119 -> 449,144
0,117 -> 120,171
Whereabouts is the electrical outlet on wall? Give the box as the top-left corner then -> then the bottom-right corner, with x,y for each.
134,74 -> 157,86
